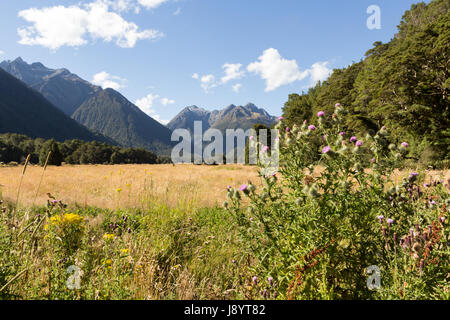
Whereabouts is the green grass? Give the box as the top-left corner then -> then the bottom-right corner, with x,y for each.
0,200 -> 254,300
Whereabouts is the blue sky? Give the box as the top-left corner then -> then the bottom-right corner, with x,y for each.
0,0 -> 430,124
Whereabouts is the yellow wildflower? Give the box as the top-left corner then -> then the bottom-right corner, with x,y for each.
103,233 -> 116,241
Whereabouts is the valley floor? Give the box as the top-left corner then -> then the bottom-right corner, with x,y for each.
0,164 -> 260,209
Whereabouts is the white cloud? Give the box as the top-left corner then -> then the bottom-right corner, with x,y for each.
107,0 -> 135,12
17,0 -> 163,50
307,61 -> 332,86
221,63 -> 245,84
200,74 -> 217,92
138,0 -> 168,9
0,50 -> 4,56
232,83 -> 242,93
193,64 -> 245,93
135,93 -> 172,124
247,48 -> 309,92
152,115 -> 170,125
173,7 -> 181,15
92,71 -> 127,90
135,93 -> 159,114
161,97 -> 175,106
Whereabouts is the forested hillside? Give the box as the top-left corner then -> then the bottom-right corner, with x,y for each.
0,68 -> 111,144
282,0 -> 449,167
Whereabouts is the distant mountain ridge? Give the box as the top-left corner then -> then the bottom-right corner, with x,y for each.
0,68 -> 112,144
0,57 -> 101,116
1,57 -> 173,155
1,57 -> 277,156
168,103 -> 277,133
72,89 -> 173,155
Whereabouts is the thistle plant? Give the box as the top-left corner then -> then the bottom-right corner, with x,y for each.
225,103 -> 449,300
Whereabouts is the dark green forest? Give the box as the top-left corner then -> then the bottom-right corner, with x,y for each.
282,0 -> 449,168
0,133 -> 171,166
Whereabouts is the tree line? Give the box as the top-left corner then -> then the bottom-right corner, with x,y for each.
0,133 -> 171,166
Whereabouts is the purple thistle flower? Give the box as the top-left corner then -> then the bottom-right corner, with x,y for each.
249,136 -> 255,141
268,277 -> 274,286
387,218 -> 394,227
409,172 -> 419,180
424,183 -> 430,188
252,276 -> 258,285
250,217 -> 254,222
335,103 -> 341,108
262,146 -> 270,153
356,140 -> 363,147
350,136 -> 357,143
308,125 -> 316,131
317,111 -> 325,117
371,158 -> 376,163
240,184 -> 248,192
401,142 -> 409,148
322,146 -> 331,154
377,215 -> 384,223
286,127 -> 290,132
227,185 -> 232,190
339,131 -> 346,136
278,116 -> 284,121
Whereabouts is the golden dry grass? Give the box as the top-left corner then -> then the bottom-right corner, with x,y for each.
0,164 -> 261,209
0,163 -> 448,210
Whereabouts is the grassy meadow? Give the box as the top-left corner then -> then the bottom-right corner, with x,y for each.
0,163 -> 448,300
0,163 -> 264,300
0,164 -> 260,209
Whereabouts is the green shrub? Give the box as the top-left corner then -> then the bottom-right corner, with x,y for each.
225,104 -> 449,300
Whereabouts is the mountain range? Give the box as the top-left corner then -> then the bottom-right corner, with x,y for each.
0,57 -> 101,116
0,58 -> 173,154
167,104 -> 276,133
1,57 -> 277,155
0,68 -> 112,143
